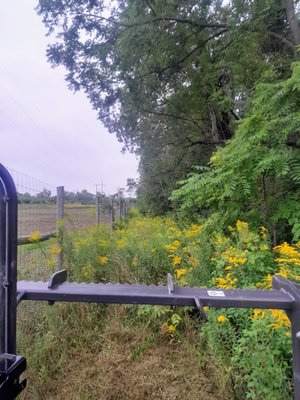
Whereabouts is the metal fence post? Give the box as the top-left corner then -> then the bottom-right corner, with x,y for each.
0,164 -> 17,355
56,186 -> 64,270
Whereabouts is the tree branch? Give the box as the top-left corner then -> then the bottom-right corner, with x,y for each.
267,30 -> 297,53
83,13 -> 227,30
185,137 -> 225,147
139,107 -> 199,125
144,0 -> 157,16
158,28 -> 228,75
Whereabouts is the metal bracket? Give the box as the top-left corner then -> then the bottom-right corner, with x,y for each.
194,296 -> 208,322
167,273 -> 174,294
47,270 -> 68,305
16,292 -> 25,306
48,269 -> 68,289
0,353 -> 26,400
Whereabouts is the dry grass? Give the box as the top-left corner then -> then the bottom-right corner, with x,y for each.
18,304 -> 229,400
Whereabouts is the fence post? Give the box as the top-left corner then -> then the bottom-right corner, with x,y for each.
96,194 -> 100,225
119,196 -> 122,219
111,197 -> 115,230
56,186 -> 64,270
0,164 -> 18,355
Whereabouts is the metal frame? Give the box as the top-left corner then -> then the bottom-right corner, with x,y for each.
1,163 -> 300,399
0,164 -> 17,355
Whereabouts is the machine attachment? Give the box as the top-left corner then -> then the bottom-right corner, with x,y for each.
0,353 -> 26,400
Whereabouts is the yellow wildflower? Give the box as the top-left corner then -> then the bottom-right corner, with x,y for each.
28,230 -> 41,242
150,248 -> 156,253
274,242 -> 300,258
276,257 -> 300,266
252,309 -> 266,320
236,220 -> 249,231
226,256 -> 247,267
172,256 -> 182,266
165,240 -> 181,253
167,324 -> 176,333
217,315 -> 228,323
98,256 -> 109,265
259,226 -> 268,239
50,244 -> 61,255
185,224 -> 202,238
268,309 -> 290,329
215,277 -> 227,288
175,268 -> 187,278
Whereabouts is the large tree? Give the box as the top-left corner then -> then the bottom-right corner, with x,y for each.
37,0 -> 299,212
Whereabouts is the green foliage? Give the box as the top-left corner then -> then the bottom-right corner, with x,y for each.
232,318 -> 292,400
37,0 -> 296,213
172,62 -> 300,240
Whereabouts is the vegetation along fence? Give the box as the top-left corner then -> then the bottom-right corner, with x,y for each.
1,164 -> 300,399
5,167 -> 133,281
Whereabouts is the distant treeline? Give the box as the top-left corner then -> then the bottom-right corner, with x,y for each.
18,188 -> 135,206
18,189 -> 96,205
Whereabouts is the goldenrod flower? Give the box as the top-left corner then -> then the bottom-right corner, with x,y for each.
167,324 -> 176,333
175,268 -> 186,278
252,309 -> 266,320
165,240 -> 181,253
274,242 -> 300,258
185,224 -> 202,237
217,315 -> 228,323
28,230 -> 41,242
172,256 -> 182,266
98,256 -> 109,265
268,309 -> 290,329
50,244 -> 61,255
236,220 -> 249,231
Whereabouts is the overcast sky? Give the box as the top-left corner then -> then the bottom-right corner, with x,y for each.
0,1 -> 139,195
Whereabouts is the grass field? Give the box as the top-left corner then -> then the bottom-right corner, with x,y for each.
18,204 -> 102,237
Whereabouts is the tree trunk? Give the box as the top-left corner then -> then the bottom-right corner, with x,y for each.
209,110 -> 220,144
285,0 -> 300,46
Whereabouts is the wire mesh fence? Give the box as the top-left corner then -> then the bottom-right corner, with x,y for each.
4,166 -> 135,280
9,168 -> 57,238
6,168 -> 57,280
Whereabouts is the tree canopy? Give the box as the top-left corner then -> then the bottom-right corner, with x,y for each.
37,0 -> 300,219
